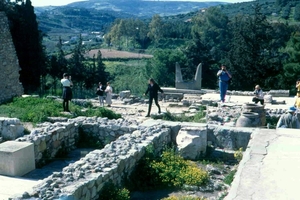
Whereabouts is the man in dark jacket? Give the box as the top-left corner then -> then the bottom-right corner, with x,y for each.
144,78 -> 164,117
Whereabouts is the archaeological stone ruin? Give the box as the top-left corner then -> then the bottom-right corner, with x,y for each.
0,12 -> 23,103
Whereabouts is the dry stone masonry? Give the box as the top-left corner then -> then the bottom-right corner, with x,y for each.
16,117 -> 139,167
17,123 -> 171,200
0,12 -> 24,103
0,116 -> 255,199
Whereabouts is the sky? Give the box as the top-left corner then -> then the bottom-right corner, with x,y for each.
30,0 -> 254,7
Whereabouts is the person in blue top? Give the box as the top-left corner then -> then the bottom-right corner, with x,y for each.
217,65 -> 232,103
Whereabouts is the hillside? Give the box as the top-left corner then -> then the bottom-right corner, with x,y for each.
36,0 -> 300,54
36,0 -> 227,53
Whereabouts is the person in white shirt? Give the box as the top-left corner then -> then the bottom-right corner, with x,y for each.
105,82 -> 112,107
252,85 -> 264,105
61,73 -> 73,112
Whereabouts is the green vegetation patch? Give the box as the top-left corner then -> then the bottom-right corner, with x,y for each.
128,147 -> 209,191
98,181 -> 130,200
0,97 -> 121,123
152,106 -> 206,123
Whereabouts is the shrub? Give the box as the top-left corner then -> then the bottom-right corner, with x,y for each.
151,149 -> 209,188
126,144 -> 161,190
234,148 -> 243,162
98,181 -> 130,200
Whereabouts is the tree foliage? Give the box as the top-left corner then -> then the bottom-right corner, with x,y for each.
3,0 -> 46,93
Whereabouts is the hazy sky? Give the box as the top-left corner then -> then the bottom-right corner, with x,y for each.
30,0 -> 254,7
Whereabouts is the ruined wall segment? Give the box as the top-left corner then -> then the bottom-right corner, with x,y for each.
0,12 -> 23,103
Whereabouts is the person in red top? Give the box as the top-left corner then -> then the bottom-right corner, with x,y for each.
144,78 -> 164,117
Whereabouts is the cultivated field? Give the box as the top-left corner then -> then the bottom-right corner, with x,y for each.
85,49 -> 153,59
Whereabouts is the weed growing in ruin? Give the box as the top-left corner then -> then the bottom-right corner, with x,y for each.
128,147 -> 209,191
234,148 -> 243,162
77,127 -> 104,149
223,169 -> 237,185
0,97 -> 121,123
151,149 -> 209,187
98,181 -> 130,200
153,106 -> 206,123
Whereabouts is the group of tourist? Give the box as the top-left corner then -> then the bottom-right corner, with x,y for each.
96,82 -> 113,107
60,73 -> 113,112
61,65 -> 300,129
60,73 -> 163,117
217,65 -> 300,129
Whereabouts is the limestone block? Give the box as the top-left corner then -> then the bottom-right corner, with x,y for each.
119,90 -> 131,99
264,94 -> 273,104
0,117 -> 24,140
0,141 -> 35,176
176,126 -> 207,160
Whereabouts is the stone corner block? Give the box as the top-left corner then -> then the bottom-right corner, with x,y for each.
0,141 -> 35,176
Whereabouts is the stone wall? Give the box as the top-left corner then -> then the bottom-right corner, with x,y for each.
9,118 -> 255,199
18,125 -> 171,200
16,117 -> 139,167
0,12 -> 23,103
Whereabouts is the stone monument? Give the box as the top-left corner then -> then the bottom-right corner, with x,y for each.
175,62 -> 202,90
0,12 -> 23,104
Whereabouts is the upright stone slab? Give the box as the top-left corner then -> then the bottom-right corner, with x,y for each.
0,141 -> 35,176
176,126 -> 207,160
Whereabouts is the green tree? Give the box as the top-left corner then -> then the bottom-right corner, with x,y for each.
228,4 -> 284,90
6,0 -> 46,93
146,49 -> 186,87
281,32 -> 300,93
68,35 -> 86,95
95,50 -> 108,85
183,33 -> 216,89
294,3 -> 300,21
148,14 -> 164,45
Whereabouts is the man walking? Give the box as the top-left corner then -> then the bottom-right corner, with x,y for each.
144,78 -> 164,117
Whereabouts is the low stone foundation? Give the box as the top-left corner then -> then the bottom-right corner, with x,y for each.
8,118 -> 256,199
16,117 -> 139,167
17,125 -> 171,200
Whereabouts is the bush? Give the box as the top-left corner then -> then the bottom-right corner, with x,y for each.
126,144 -> 161,190
234,148 -> 243,162
151,149 -> 209,188
128,147 -> 209,191
98,181 -> 130,200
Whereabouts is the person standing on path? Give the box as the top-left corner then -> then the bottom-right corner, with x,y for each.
217,65 -> 232,103
61,73 -> 73,112
105,82 -> 112,107
144,78 -> 164,117
96,82 -> 105,107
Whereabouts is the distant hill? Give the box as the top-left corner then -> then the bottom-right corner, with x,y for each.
35,0 -> 227,53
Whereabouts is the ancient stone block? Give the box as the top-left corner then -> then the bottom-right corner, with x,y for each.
0,141 -> 35,176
